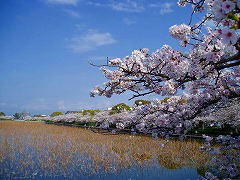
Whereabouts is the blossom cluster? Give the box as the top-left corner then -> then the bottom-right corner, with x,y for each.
23,113 -> 94,123
90,2 -> 240,179
169,24 -> 191,46
200,135 -> 240,179
23,111 -> 137,130
0,116 -> 14,120
91,0 -> 240,134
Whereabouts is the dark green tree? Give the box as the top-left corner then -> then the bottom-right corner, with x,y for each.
134,100 -> 151,106
50,112 -> 63,117
110,103 -> 131,114
13,112 -> 30,119
0,112 -> 5,116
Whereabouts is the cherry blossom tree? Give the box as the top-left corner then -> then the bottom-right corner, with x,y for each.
90,2 -> 240,178
91,0 -> 240,133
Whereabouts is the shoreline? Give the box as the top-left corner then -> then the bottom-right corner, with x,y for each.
44,121 -> 205,140
1,120 -> 238,140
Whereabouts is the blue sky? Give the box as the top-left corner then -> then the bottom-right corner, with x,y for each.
0,0 -> 194,115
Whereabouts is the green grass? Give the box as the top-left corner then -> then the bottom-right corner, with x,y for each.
25,120 -> 44,122
0,118 -> 13,121
188,126 -> 239,136
74,121 -> 98,127
45,120 -> 54,123
74,121 -> 86,126
86,122 -> 97,127
82,110 -> 101,116
109,123 -> 116,128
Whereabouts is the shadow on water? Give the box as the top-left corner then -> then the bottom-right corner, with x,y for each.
0,121 -> 210,179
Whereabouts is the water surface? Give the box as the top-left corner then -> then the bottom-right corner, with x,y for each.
0,121 -> 210,179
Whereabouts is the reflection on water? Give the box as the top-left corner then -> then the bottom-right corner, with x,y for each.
0,121 -> 209,179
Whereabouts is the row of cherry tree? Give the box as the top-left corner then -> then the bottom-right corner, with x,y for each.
91,0 -> 240,134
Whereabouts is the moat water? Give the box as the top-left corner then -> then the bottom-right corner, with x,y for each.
0,121 -> 210,179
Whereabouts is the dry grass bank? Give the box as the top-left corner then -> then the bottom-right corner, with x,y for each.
0,121 -> 210,177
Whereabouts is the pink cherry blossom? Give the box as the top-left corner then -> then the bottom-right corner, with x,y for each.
219,28 -> 239,45
177,0 -> 187,7
169,24 -> 191,42
88,1 -> 240,178
221,0 -> 236,13
90,0 -> 240,136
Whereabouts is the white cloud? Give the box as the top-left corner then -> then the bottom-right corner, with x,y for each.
23,99 -> 84,112
55,100 -> 111,111
75,24 -> 86,31
23,98 -> 50,111
110,0 -> 145,12
69,29 -> 117,53
88,0 -> 144,13
149,2 -> 174,15
46,0 -> 79,5
149,3 -> 162,8
63,9 -> 81,18
88,1 -> 174,14
123,17 -> 136,25
87,2 -> 104,7
57,100 -> 66,110
0,102 -> 6,106
89,56 -> 108,61
160,3 -> 174,15
88,1 -> 144,13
